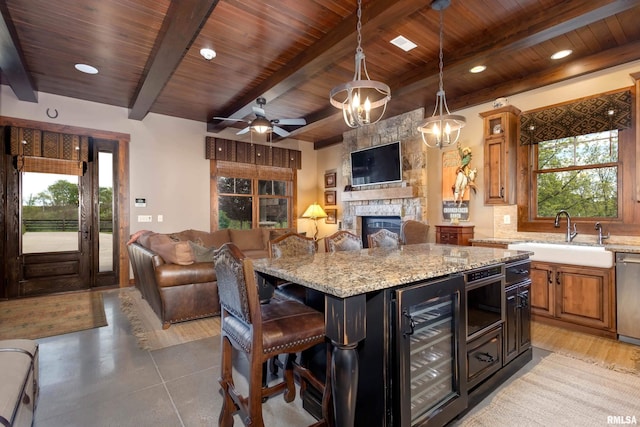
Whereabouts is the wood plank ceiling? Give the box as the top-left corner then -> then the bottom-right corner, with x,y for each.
1,0 -> 639,149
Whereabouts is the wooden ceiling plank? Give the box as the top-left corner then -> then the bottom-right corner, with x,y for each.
207,0 -> 426,133
393,0 -> 637,98
0,0 -> 37,102
128,0 -> 220,120
450,40 -> 640,111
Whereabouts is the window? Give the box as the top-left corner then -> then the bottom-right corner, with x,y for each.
214,162 -> 294,230
534,130 -> 618,218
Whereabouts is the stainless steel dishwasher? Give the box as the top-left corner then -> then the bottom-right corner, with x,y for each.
616,252 -> 640,345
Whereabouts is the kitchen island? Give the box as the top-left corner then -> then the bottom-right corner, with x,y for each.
252,243 -> 531,427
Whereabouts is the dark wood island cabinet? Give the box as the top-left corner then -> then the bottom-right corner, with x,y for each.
253,243 -> 532,427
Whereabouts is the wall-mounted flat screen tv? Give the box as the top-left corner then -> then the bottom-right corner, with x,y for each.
350,141 -> 402,187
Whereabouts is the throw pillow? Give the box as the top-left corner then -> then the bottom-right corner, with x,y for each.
188,241 -> 217,262
152,241 -> 195,265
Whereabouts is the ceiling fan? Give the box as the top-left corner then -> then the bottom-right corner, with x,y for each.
213,97 -> 306,138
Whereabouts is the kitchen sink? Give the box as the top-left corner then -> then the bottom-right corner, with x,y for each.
506,242 -> 614,268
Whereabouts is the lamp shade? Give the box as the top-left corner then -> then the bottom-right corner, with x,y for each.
302,203 -> 327,219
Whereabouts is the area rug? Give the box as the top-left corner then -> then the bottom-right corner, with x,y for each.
532,321 -> 640,373
119,287 -> 220,351
0,292 -> 107,340
460,352 -> 640,427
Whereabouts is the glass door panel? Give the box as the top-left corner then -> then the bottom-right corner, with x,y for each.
21,172 -> 79,253
98,152 -> 113,272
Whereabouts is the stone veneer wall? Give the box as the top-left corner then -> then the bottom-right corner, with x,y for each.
340,108 -> 428,235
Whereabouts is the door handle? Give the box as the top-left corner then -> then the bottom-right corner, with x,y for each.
402,310 -> 415,338
475,352 -> 495,363
556,271 -> 561,285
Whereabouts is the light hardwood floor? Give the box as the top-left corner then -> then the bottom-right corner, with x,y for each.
532,321 -> 640,373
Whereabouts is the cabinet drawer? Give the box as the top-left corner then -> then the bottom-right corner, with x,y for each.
467,327 -> 502,388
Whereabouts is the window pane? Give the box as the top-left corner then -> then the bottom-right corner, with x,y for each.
537,167 -> 618,218
22,172 -> 79,253
218,177 -> 251,194
219,196 -> 252,229
98,152 -> 113,272
259,198 -> 289,228
258,180 -> 287,196
538,131 -> 617,170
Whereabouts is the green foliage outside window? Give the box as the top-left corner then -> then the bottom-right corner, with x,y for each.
536,131 -> 618,218
217,176 -> 291,229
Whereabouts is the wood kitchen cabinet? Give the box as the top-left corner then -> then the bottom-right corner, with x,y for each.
436,225 -> 474,246
530,261 -> 615,335
479,105 -> 520,205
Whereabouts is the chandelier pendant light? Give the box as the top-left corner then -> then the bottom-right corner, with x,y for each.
418,0 -> 466,148
330,0 -> 391,128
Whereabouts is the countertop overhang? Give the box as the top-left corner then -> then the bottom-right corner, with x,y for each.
252,243 -> 530,298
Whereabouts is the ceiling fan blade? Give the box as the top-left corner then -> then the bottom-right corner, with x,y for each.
252,106 -> 266,117
236,126 -> 251,135
274,118 -> 306,126
213,116 -> 247,123
272,126 -> 290,137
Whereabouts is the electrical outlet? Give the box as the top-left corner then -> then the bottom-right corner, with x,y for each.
137,215 -> 152,223
503,215 -> 511,225
157,215 -> 163,222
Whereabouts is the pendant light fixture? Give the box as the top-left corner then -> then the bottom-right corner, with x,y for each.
330,0 -> 391,128
418,0 -> 465,148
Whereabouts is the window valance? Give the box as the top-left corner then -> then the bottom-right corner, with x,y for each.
519,89 -> 632,145
8,127 -> 89,175
214,161 -> 294,181
205,137 -> 301,169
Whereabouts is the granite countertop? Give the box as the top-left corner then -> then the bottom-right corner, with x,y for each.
252,243 -> 530,298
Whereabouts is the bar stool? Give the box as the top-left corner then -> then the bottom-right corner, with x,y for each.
368,228 -> 400,248
324,230 -> 363,252
400,220 -> 429,245
214,243 -> 328,426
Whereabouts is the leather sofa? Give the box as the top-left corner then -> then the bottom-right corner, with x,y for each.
127,228 -> 273,329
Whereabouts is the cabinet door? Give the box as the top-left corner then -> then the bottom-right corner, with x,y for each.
530,262 -> 554,317
484,136 -> 506,204
517,281 -> 531,352
556,264 -> 613,329
503,285 -> 518,364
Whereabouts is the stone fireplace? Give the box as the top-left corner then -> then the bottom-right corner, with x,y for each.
339,108 -> 430,240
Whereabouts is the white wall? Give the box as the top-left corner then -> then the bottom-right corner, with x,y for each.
0,86 -> 318,235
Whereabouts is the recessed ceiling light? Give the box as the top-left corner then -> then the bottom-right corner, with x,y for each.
200,48 -> 216,60
74,64 -> 98,74
390,35 -> 417,52
470,65 -> 486,73
551,49 -> 573,60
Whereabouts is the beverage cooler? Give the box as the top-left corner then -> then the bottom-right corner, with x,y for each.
393,274 -> 467,426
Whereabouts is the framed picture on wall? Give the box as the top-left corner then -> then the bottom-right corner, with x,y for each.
324,172 -> 336,188
324,190 -> 336,206
325,209 -> 337,224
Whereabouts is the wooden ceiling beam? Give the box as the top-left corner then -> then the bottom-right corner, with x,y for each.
207,0 -> 426,133
128,0 -> 219,120
0,0 -> 37,102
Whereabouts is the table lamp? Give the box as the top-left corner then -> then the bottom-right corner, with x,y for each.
302,203 -> 327,240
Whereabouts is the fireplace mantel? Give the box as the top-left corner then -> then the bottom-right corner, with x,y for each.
342,186 -> 416,202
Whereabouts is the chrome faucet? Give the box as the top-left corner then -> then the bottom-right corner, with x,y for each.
594,222 -> 610,245
554,209 -> 578,242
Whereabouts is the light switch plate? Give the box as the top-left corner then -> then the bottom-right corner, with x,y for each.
138,215 -> 152,223
503,215 -> 511,224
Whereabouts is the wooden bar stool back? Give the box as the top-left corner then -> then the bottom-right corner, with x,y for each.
367,228 -> 400,249
324,230 -> 363,252
214,243 -> 326,427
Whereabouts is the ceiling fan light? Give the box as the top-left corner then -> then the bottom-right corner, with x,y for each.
251,117 -> 272,134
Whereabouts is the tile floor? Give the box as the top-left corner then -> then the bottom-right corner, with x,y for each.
33,289 -> 546,426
